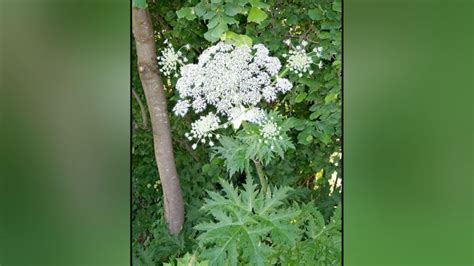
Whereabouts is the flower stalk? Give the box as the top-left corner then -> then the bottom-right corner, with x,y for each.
253,159 -> 268,194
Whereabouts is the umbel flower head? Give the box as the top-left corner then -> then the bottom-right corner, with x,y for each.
171,42 -> 295,149
174,42 -> 291,117
283,39 -> 324,77
157,39 -> 190,77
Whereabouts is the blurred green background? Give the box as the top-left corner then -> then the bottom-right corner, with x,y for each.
344,0 -> 473,265
0,0 -> 130,265
0,0 -> 472,265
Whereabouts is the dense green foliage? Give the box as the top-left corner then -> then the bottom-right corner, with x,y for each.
132,0 -> 341,264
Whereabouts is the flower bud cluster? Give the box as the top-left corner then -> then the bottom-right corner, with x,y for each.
283,39 -> 324,77
157,39 -> 190,77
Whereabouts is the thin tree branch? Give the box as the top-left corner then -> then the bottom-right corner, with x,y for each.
132,87 -> 149,130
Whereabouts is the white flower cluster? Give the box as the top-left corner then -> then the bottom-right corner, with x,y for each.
172,42 -> 295,149
257,116 -> 284,150
283,39 -> 324,77
185,113 -> 221,149
261,121 -> 280,140
157,39 -> 189,77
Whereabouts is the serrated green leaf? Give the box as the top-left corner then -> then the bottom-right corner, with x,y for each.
196,178 -> 299,265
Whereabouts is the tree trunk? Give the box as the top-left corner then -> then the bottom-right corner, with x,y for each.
132,8 -> 184,235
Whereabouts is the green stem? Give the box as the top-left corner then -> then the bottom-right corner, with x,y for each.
272,67 -> 290,86
253,160 -> 268,194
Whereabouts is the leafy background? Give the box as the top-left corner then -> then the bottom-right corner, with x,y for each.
1,0 -> 471,265
132,0 -> 341,264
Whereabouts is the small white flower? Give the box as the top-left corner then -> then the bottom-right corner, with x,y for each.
157,43 -> 188,77
284,39 -> 291,46
313,46 -> 323,58
302,40 -> 308,46
173,99 -> 190,117
318,60 -> 323,69
275,78 -> 293,93
262,86 -> 277,102
192,97 -> 206,113
190,113 -> 220,139
260,120 -> 280,140
192,144 -> 197,150
287,45 -> 313,76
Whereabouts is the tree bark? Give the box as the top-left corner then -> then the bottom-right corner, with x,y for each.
132,8 -> 184,235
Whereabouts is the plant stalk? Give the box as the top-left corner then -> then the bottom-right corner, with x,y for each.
253,160 -> 268,194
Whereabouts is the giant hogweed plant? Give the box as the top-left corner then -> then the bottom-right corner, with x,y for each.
155,40 -> 341,265
158,38 -> 325,189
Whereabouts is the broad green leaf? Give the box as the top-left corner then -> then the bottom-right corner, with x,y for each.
249,0 -> 270,9
310,111 -> 321,120
299,77 -> 319,90
308,9 -> 321,20
222,16 -> 238,25
333,0 -> 342,12
298,129 -> 314,145
287,14 -> 298,25
295,92 -> 307,103
224,3 -> 241,16
324,93 -> 338,103
207,16 -> 220,29
203,10 -> 217,20
176,7 -> 196,20
321,133 -> 331,144
194,2 -> 207,17
204,22 -> 228,42
247,7 -> 268,24
221,31 -> 253,47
